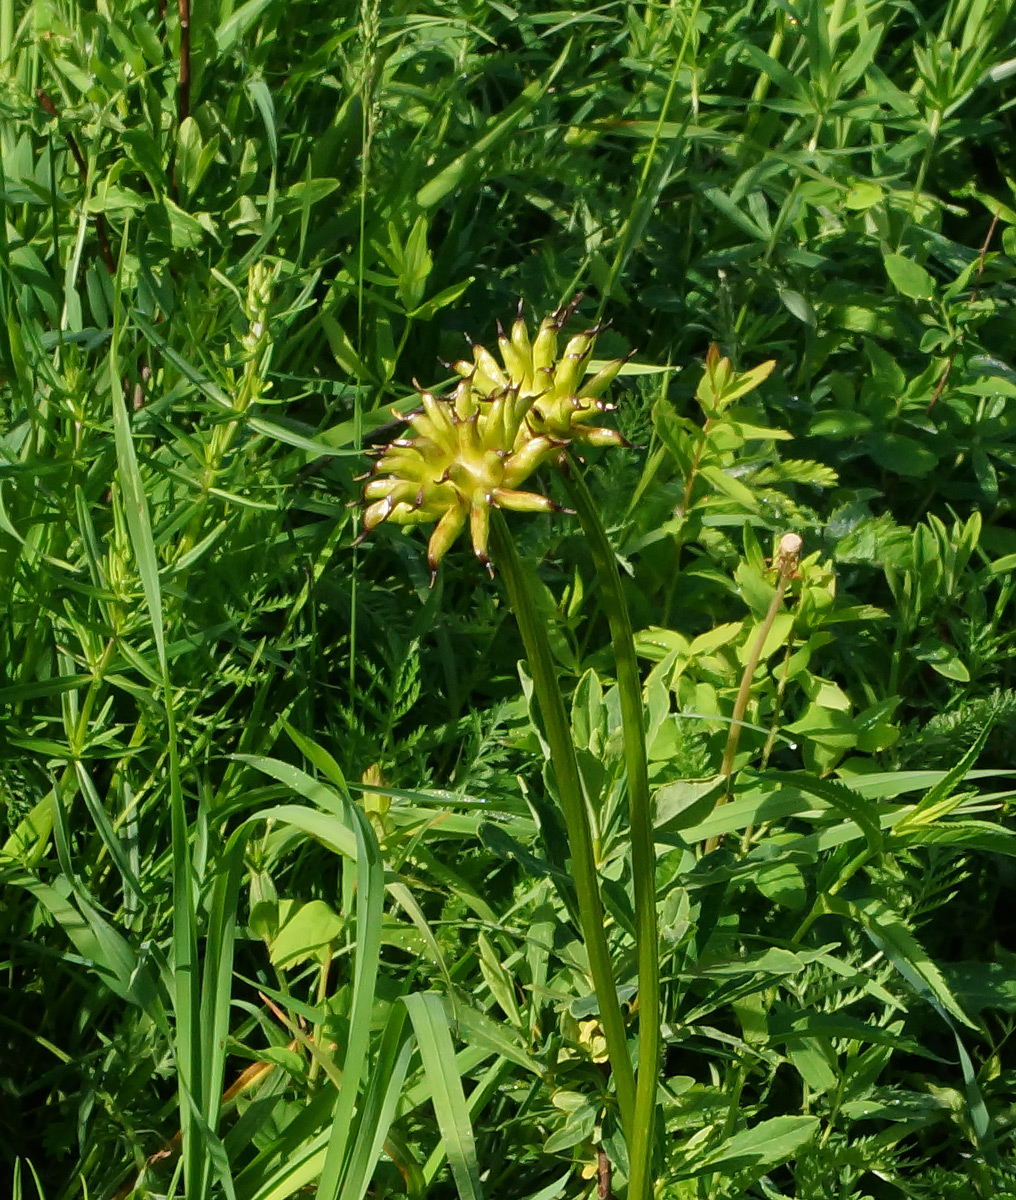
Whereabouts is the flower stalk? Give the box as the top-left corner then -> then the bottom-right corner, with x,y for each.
490,513 -> 637,1145
563,462 -> 659,1200
359,301 -> 661,1196
704,532 -> 802,854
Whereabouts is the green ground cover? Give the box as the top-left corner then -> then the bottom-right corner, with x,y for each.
3,1 -> 1016,1197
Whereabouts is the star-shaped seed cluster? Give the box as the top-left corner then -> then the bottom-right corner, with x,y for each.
358,299 -> 628,581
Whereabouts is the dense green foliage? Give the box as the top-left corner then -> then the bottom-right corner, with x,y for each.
3,1 -> 1016,1197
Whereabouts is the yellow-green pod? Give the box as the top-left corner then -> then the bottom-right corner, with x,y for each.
386,500 -> 430,526
553,334 -> 594,394
498,321 -> 531,389
581,356 -> 624,399
501,435 -> 557,488
469,501 -> 493,572
420,390 -> 457,444
490,487 -> 557,513
404,409 -> 444,446
363,496 -> 395,529
531,317 -> 559,375
481,390 -> 511,452
426,500 -> 469,579
471,343 -> 508,394
452,375 -> 478,421
457,410 -> 483,459
532,364 -> 555,396
576,426 -> 627,447
511,313 -> 533,377
362,477 -> 401,502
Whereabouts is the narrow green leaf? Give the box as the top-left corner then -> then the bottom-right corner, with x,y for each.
404,993 -> 484,1200
895,724 -> 993,833
830,894 -> 976,1029
684,1115 -> 819,1178
417,41 -> 571,209
215,0 -> 274,52
74,762 -> 147,902
315,801 -> 385,1198
338,1009 -> 414,1200
110,319 -> 164,671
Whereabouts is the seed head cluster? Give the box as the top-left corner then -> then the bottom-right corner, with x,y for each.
358,299 -> 628,581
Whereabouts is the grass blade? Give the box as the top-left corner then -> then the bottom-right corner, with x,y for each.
110,227 -> 200,1191
404,992 -> 484,1200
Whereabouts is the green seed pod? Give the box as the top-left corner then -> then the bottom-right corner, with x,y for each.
470,502 -> 493,572
470,343 -> 509,394
359,299 -> 630,582
531,316 -> 559,375
497,320 -> 532,390
490,487 -> 560,513
510,309 -> 533,376
427,501 -> 468,580
362,477 -> 410,503
582,355 -> 627,399
452,375 -> 478,421
481,389 -> 512,453
501,435 -> 558,487
553,333 -> 594,395
575,426 -> 628,448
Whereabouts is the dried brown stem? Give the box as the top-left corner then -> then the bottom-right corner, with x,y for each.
177,0 -> 191,125
597,1146 -> 615,1200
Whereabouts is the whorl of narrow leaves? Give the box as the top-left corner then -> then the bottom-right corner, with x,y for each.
358,299 -> 628,581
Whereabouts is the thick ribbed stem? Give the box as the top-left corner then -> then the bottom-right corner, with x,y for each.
563,463 -> 659,1200
490,513 -> 636,1144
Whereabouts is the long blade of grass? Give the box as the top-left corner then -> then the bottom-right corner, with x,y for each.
199,832 -> 247,1141
110,226 -> 200,1191
313,788 -> 385,1198
403,992 -> 484,1200
73,761 -> 147,902
337,1006 -> 413,1200
416,40 -> 572,210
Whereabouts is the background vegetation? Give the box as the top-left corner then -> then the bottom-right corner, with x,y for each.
2,0 -> 1016,1197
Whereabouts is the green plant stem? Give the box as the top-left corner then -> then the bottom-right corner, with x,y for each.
563,462 -> 660,1200
719,577 -> 789,783
705,537 -> 800,854
663,417 -> 712,627
489,513 -> 636,1146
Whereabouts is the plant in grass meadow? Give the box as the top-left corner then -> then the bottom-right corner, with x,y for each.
359,300 -> 665,1200
7,1 -> 1016,1196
